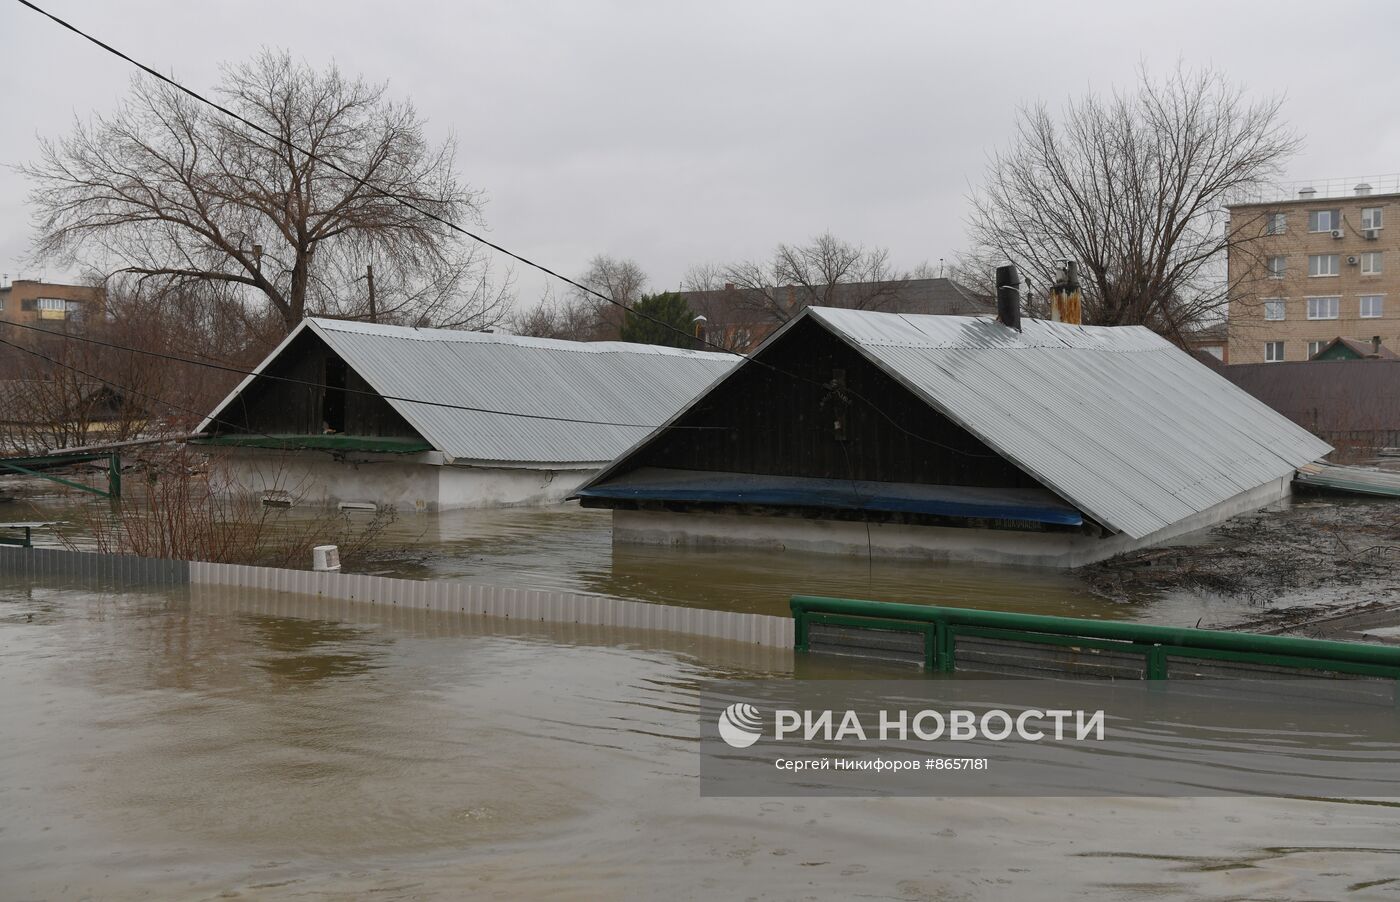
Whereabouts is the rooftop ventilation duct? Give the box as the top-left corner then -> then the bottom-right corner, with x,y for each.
1356,183 -> 1373,196
1298,187 -> 1317,198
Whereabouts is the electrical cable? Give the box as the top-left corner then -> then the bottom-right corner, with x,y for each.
0,334 -> 337,457
11,0 -> 998,459
0,319 -> 724,431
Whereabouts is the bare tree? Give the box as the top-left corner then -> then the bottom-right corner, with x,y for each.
578,255 -> 647,306
0,278 -> 283,454
567,255 -> 646,338
712,232 -> 911,324
965,65 -> 1298,339
677,264 -> 761,352
22,49 -> 511,333
509,285 -> 600,341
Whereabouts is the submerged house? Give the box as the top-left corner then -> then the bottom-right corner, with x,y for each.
196,318 -> 736,510
574,307 -> 1332,567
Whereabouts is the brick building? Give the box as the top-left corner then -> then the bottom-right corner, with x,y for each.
1227,182 -> 1400,364
0,279 -> 101,329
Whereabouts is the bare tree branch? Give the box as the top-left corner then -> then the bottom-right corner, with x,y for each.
963,64 -> 1298,336
21,49 -> 512,333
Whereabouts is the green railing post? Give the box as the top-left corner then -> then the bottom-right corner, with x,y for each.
938,619 -> 955,673
790,599 -> 809,652
1145,645 -> 1168,680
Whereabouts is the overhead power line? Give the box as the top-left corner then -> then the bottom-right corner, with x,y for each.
0,334 -> 329,455
0,319 -> 718,431
10,0 -> 997,459
12,0 -> 728,359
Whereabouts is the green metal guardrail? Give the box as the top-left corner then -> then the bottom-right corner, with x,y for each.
791,595 -> 1400,680
0,451 -> 121,499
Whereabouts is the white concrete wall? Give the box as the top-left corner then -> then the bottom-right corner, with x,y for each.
438,464 -> 589,508
611,476 -> 1295,568
208,448 -> 595,511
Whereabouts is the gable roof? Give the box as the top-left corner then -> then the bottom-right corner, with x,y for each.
198,318 -> 737,467
1312,336 -> 1397,360
582,307 -> 1331,539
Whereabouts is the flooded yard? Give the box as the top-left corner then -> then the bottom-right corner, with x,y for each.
4,578 -> 1400,900
4,487 -> 1289,626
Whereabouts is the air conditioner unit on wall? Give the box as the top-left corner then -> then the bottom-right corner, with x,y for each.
1364,228 -> 1380,240
1331,229 -> 1346,239
1347,255 -> 1360,266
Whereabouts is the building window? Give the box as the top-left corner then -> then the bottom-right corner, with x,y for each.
36,297 -> 68,320
1263,299 -> 1286,321
1306,297 -> 1340,320
1267,256 -> 1287,279
1362,251 -> 1383,275
1309,254 -> 1340,277
1308,209 -> 1341,232
1308,340 -> 1325,358
1362,207 -> 1384,230
1266,213 -> 1286,235
1361,295 -> 1384,318
1265,341 -> 1284,362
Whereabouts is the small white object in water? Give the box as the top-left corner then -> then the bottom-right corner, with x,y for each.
312,545 -> 341,572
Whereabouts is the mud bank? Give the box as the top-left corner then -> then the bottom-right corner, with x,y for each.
1085,497 -> 1400,637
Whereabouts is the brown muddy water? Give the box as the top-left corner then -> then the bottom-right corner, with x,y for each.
4,578 -> 1400,901
5,488 -> 1273,626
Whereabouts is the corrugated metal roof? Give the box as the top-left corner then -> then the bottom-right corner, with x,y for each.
807,308 -> 1332,539
199,318 -> 736,467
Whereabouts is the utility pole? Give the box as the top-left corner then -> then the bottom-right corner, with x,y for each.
366,263 -> 377,324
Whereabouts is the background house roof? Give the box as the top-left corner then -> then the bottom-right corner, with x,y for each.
681,277 -> 990,326
1218,358 -> 1400,434
199,318 -> 737,467
584,308 -> 1331,540
1312,337 -> 1398,360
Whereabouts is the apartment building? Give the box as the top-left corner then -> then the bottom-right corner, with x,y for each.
1227,182 -> 1400,364
0,278 -> 101,328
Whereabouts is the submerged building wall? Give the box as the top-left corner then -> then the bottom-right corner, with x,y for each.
611,476 -> 1294,568
210,447 -> 593,511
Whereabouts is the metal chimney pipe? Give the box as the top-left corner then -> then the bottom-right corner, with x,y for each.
1050,260 -> 1083,325
995,264 -> 1022,331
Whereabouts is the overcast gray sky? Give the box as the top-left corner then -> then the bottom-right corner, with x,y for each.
3,0 -> 1399,308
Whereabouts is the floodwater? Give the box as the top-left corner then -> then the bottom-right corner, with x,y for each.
4,577 -> 1400,901
5,487 -> 1271,626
